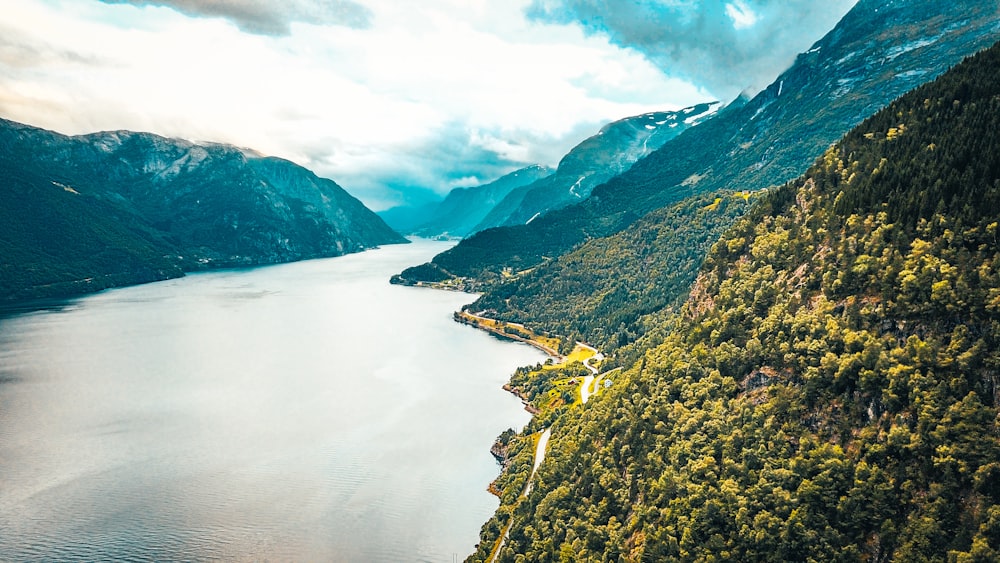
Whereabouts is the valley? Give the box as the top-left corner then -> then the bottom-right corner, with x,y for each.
3,1 -> 1000,561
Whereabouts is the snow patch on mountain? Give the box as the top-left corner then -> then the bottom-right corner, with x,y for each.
684,102 -> 722,125
885,35 -> 942,60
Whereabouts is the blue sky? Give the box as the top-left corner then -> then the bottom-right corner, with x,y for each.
0,0 -> 856,209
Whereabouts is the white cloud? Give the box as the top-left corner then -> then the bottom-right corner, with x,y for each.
726,1 -> 759,30
469,130 -> 532,162
526,0 -> 857,103
0,0 -> 723,209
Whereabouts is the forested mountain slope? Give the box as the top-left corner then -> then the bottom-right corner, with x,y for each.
0,155 -> 184,302
398,0 -> 1000,286
472,40 -> 1000,563
0,119 -> 405,301
468,191 -> 756,354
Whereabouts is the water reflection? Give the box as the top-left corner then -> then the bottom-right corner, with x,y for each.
0,240 -> 543,562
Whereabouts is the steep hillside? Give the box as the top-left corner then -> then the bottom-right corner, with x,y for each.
469,191 -> 756,353
0,119 -> 405,301
0,158 -> 184,302
472,40 -> 1000,562
474,103 -> 720,231
398,0 -> 1000,286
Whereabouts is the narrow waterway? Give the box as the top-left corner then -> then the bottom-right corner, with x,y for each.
0,239 -> 545,562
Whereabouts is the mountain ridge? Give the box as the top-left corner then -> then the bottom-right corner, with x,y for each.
397,0 -> 1000,286
474,102 -> 721,232
0,118 -> 405,302
384,164 -> 555,238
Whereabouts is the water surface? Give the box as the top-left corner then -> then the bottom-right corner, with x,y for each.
0,239 -> 543,562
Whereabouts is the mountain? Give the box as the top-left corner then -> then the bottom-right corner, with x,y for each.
468,190 -> 756,353
378,201 -> 440,236
396,0 -> 1000,286
383,104 -> 720,241
417,165 -> 553,237
415,164 -> 553,237
473,103 -> 720,231
0,118 -> 406,302
472,38 -> 1000,562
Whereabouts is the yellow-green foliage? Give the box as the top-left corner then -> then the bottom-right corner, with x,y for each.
457,312 -> 562,355
474,42 -> 1000,563
502,343 -> 601,434
561,344 -> 597,367
469,191 -> 756,354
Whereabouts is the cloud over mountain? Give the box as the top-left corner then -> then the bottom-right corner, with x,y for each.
525,0 -> 858,99
1,1 -> 859,210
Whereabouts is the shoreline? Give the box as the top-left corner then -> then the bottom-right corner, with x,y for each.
3,242 -> 410,313
448,302 -> 618,561
453,311 -> 563,359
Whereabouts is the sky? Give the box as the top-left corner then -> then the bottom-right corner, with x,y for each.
0,0 -> 857,210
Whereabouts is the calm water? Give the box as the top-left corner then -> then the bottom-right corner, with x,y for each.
0,239 -> 544,562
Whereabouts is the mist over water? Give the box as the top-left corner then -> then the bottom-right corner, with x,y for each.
0,239 -> 544,562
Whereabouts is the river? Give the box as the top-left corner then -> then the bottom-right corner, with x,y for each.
0,239 -> 544,562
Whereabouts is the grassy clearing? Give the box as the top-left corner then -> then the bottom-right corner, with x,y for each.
457,310 -> 605,415
560,343 -> 596,367
506,342 -> 598,423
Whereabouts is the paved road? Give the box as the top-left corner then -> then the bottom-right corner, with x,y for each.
579,343 -> 604,404
489,427 -> 552,563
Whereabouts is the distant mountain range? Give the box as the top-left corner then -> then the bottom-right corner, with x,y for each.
378,164 -> 553,237
382,101 -> 719,241
396,0 -> 1000,286
0,119 -> 405,302
473,102 -> 721,231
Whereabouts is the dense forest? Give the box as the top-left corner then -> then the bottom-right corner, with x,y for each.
467,191 -> 756,354
470,42 -> 1000,562
0,158 -> 185,301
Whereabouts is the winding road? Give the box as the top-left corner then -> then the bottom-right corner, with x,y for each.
525,428 -> 551,495
488,428 -> 552,563
484,340 -> 619,561
579,342 -> 604,404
